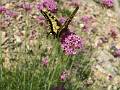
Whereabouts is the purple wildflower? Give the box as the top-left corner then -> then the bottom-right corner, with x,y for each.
81,16 -> 91,32
70,0 -> 81,6
18,2 -> 32,11
60,71 -> 69,81
113,49 -> 120,57
60,31 -> 84,55
102,0 -> 114,7
81,16 -> 91,24
42,56 -> 49,66
60,73 -> 66,81
0,6 -> 6,14
37,0 -> 57,13
59,17 -> 66,24
5,10 -> 18,18
37,3 -> 44,11
35,16 -> 45,25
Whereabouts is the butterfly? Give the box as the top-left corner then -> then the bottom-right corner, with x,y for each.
40,6 -> 79,38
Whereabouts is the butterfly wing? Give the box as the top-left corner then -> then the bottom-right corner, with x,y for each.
41,6 -> 79,38
41,9 -> 62,37
57,6 -> 79,37
63,6 -> 79,29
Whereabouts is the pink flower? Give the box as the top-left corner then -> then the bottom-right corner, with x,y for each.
42,56 -> 49,66
102,0 -> 114,7
81,16 -> 91,24
37,3 -> 44,11
81,16 -> 91,32
18,2 -> 32,11
60,31 -> 84,55
37,0 -> 57,13
35,16 -> 45,24
0,5 -> 6,14
70,0 -> 81,6
60,74 -> 66,81
5,10 -> 18,18
60,71 -> 68,81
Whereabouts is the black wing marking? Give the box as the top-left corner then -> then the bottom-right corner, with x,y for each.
41,10 -> 54,33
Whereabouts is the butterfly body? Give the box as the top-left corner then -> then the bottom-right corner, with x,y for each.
41,6 -> 79,38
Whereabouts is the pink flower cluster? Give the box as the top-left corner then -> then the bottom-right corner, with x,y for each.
5,10 -> 18,18
81,16 -> 91,32
58,17 -> 84,55
18,2 -> 32,11
37,0 -> 57,13
102,0 -> 114,7
0,5 -> 6,14
0,5 -> 17,18
61,31 -> 84,55
42,56 -> 49,66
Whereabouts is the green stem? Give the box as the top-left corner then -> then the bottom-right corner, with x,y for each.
47,60 -> 56,90
0,15 -> 3,82
0,14 -> 2,64
24,12 -> 30,53
69,57 -> 74,71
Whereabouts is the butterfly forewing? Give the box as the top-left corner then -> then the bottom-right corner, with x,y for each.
41,9 -> 62,37
61,6 -> 79,30
57,6 -> 79,37
41,10 -> 53,32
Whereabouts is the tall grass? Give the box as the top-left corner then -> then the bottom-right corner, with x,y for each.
0,37 -> 92,90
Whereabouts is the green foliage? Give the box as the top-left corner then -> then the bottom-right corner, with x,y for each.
0,37 -> 92,90
61,9 -> 71,17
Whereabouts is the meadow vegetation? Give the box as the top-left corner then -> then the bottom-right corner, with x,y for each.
0,0 -> 120,90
